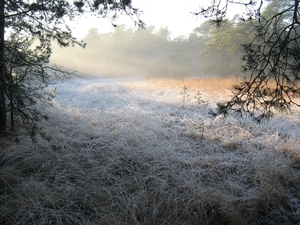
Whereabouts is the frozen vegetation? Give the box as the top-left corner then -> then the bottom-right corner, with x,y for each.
1,77 -> 300,224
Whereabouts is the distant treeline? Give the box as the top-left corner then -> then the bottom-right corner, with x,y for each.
51,16 -> 254,78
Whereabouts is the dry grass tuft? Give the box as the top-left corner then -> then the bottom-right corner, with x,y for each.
1,77 -> 300,224
147,77 -> 240,92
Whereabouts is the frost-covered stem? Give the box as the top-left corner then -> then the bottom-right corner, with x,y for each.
180,85 -> 189,106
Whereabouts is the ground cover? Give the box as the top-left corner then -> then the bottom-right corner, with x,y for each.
1,77 -> 300,224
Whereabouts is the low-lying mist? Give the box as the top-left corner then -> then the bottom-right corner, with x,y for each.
50,22 -> 245,79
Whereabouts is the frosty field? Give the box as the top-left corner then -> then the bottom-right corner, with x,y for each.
1,77 -> 300,224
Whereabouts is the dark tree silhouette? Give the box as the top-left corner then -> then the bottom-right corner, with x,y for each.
196,0 -> 300,121
0,0 -> 144,135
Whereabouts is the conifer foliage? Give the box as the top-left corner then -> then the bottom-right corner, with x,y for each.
0,0 -> 143,135
197,0 -> 300,121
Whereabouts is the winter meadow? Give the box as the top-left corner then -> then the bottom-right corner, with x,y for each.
2,0 -> 300,224
1,76 -> 300,224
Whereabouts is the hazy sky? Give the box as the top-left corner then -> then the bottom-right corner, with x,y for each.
71,0 -> 206,39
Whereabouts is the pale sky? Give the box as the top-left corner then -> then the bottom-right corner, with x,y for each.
70,0 -> 206,39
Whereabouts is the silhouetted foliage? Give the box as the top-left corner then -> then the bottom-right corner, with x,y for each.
0,0 -> 144,136
197,0 -> 300,121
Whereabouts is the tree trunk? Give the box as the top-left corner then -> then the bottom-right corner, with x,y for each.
0,0 -> 6,133
294,0 -> 299,23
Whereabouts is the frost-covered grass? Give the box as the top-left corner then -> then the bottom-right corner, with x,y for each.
1,77 -> 300,224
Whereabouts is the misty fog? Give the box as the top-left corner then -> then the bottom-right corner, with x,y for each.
50,18 -> 251,79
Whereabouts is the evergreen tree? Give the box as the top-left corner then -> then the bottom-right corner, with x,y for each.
200,19 -> 243,77
0,0 -> 144,135
196,0 -> 300,121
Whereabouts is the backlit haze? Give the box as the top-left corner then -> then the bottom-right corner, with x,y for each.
50,0 -> 244,78
70,0 -> 204,39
